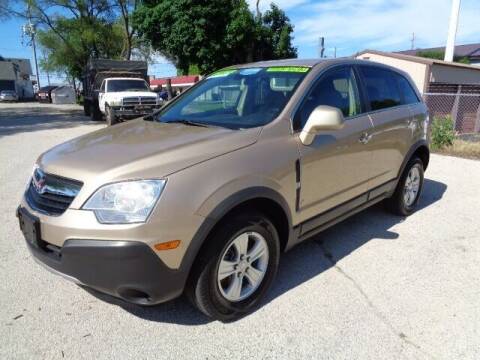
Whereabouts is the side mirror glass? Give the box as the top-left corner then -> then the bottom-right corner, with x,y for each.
299,105 -> 345,145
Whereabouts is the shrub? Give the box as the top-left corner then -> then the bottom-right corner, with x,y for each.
431,115 -> 455,150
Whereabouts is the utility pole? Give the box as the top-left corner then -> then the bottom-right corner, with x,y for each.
22,9 -> 41,89
319,37 -> 325,58
410,33 -> 415,50
444,0 -> 461,62
334,47 -> 337,58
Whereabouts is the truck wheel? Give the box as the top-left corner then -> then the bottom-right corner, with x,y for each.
187,211 -> 280,321
83,100 -> 91,116
90,101 -> 103,121
105,105 -> 117,126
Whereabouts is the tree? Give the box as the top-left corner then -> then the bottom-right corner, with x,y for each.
0,0 -> 10,19
133,0 -> 297,75
261,4 -> 297,59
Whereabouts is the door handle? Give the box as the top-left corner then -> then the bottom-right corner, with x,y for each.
358,132 -> 372,144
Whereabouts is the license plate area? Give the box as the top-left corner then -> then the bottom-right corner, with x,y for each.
18,207 -> 41,247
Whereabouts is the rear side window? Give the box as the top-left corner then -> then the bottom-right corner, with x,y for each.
394,74 -> 420,104
360,66 -> 401,110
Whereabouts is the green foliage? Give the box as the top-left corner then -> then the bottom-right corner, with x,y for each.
431,116 -> 455,150
133,0 -> 297,74
37,18 -> 124,80
416,50 -> 471,64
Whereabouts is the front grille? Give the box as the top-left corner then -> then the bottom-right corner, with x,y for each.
25,168 -> 82,216
122,96 -> 157,106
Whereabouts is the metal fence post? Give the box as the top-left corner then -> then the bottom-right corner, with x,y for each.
451,85 -> 461,131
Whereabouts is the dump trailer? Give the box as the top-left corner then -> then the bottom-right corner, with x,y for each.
83,59 -> 150,121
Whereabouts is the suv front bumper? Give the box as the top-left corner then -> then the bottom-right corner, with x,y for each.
17,206 -> 185,305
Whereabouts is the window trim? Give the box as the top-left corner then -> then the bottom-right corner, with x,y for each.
291,64 -> 364,132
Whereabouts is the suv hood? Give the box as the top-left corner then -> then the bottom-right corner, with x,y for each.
38,119 -> 260,183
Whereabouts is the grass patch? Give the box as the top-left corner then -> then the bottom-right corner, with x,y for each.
435,138 -> 480,160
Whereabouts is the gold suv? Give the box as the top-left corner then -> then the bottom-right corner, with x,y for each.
17,59 -> 429,321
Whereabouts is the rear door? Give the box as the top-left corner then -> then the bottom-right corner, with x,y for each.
294,65 -> 375,223
357,65 -> 413,189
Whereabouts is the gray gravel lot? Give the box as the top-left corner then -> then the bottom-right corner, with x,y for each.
1,102 -> 479,359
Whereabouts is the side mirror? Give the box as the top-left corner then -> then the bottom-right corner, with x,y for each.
299,105 -> 345,145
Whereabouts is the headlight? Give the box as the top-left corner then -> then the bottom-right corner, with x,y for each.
83,180 -> 166,224
110,98 -> 122,106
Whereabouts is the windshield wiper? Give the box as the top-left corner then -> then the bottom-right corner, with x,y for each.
164,119 -> 210,127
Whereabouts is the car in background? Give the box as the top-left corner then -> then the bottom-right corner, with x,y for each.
0,90 -> 18,102
36,86 -> 58,103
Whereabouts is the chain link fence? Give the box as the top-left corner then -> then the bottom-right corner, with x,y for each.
423,84 -> 480,134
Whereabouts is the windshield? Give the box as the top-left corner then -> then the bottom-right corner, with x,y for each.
155,66 -> 310,129
107,79 -> 149,92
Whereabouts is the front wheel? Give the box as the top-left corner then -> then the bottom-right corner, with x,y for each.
105,105 -> 117,126
187,212 -> 280,321
385,157 -> 424,216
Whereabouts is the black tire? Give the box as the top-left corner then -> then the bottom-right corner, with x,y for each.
83,100 -> 91,116
385,157 -> 424,216
187,211 -> 280,321
90,101 -> 103,121
105,105 -> 117,126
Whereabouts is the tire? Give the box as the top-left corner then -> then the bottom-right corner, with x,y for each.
90,101 -> 103,121
187,211 -> 280,321
385,157 -> 424,216
105,105 -> 117,126
83,100 -> 91,116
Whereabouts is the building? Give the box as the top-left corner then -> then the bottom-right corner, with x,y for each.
397,43 -> 480,66
150,75 -> 200,93
356,50 -> 480,94
356,50 -> 480,133
0,57 -> 35,99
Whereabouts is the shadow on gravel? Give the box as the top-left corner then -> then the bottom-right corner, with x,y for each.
0,106 -> 100,137
83,179 -> 447,325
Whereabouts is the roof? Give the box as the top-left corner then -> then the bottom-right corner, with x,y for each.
150,75 -> 200,87
0,62 -> 16,80
397,43 -> 480,58
0,58 -> 33,75
356,50 -> 480,71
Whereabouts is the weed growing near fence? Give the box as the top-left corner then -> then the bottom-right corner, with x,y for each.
431,116 -> 455,150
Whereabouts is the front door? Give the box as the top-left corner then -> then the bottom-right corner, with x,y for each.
294,66 -> 374,223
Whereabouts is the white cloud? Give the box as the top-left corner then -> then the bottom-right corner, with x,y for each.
294,0 -> 480,54
247,0 -> 309,12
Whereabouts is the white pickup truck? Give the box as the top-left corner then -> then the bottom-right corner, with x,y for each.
98,78 -> 162,125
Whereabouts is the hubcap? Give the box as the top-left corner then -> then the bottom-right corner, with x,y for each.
217,231 -> 269,302
403,166 -> 421,207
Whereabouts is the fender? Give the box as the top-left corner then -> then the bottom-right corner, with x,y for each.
177,186 -> 293,279
397,139 -> 430,179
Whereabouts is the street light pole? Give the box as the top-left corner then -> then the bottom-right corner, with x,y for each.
444,0 -> 461,62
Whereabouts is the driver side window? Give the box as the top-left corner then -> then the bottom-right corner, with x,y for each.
294,67 -> 361,130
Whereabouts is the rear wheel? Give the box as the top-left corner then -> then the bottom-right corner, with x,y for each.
83,99 -> 91,116
90,101 -> 103,121
385,157 -> 424,216
187,212 -> 280,321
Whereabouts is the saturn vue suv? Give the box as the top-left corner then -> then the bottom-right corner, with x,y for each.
17,59 -> 429,321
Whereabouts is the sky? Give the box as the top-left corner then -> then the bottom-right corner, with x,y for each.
1,0 -> 479,85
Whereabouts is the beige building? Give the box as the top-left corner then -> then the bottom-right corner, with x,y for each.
355,50 -> 480,94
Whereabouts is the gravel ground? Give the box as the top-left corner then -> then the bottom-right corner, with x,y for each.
1,102 -> 479,359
